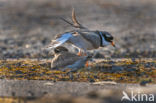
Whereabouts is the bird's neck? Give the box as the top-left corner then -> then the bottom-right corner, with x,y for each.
96,31 -> 103,46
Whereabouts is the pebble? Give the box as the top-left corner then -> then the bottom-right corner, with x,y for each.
140,80 -> 148,86
111,66 -> 124,73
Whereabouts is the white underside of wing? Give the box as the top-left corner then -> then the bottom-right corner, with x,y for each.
48,33 -> 72,49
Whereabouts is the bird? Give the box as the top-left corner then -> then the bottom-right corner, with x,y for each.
51,46 -> 91,72
47,9 -> 115,56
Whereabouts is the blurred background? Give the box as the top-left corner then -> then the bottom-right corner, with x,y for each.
0,0 -> 155,59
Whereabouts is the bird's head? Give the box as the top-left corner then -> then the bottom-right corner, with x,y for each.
54,46 -> 68,54
97,31 -> 115,47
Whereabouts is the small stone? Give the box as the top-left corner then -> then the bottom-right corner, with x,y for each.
93,52 -> 104,58
15,70 -> 23,74
140,80 -> 148,86
44,82 -> 54,86
89,78 -> 95,83
111,66 -> 124,73
25,44 -> 31,48
92,81 -> 117,85
11,91 -> 15,96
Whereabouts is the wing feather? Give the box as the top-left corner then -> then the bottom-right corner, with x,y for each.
78,31 -> 101,48
51,52 -> 84,69
47,33 -> 73,49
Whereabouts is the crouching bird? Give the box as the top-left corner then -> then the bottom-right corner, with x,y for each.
47,8 -> 115,56
51,46 -> 91,72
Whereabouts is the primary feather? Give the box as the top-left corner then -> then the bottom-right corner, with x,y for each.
47,32 -> 73,49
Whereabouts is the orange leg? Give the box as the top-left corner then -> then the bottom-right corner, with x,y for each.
78,51 -> 88,56
84,52 -> 87,56
77,51 -> 82,56
77,49 -> 87,56
85,61 -> 89,67
77,49 -> 83,56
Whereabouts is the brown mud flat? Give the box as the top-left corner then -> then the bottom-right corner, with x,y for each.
0,58 -> 156,103
0,58 -> 155,83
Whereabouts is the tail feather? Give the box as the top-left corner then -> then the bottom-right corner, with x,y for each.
47,33 -> 72,49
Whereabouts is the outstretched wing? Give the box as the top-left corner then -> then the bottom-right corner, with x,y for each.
47,32 -> 73,49
51,52 -> 84,69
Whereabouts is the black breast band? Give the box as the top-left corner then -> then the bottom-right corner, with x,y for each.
95,31 -> 103,46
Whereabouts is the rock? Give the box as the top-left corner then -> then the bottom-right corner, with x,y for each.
93,52 -> 105,58
140,80 -> 149,86
111,66 -> 124,73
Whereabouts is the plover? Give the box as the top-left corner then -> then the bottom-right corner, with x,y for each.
47,9 -> 115,55
51,46 -> 91,71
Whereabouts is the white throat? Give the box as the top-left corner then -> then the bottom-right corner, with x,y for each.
99,32 -> 110,46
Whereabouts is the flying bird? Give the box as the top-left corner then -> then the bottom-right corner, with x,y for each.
47,9 -> 115,56
51,46 -> 91,72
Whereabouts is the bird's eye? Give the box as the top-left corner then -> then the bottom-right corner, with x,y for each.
108,36 -> 113,40
106,37 -> 113,42
103,33 -> 113,42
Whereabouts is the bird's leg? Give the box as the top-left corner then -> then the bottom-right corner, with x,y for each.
77,51 -> 82,56
83,50 -> 87,56
77,49 -> 88,56
77,49 -> 83,56
85,61 -> 89,67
